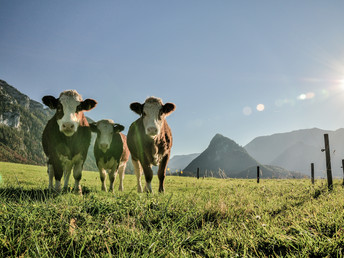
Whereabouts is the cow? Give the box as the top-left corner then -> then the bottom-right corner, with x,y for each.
90,119 -> 130,193
127,97 -> 176,193
42,90 -> 97,195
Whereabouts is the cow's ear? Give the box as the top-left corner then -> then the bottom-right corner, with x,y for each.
162,103 -> 176,116
89,122 -> 98,132
79,99 -> 97,111
130,102 -> 143,115
42,95 -> 58,109
113,123 -> 125,133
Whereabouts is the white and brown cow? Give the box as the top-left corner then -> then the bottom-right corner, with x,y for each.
90,119 -> 130,193
127,97 -> 176,193
42,90 -> 97,195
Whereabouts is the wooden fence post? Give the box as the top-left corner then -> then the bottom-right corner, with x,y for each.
197,167 -> 200,179
323,134 -> 333,190
257,166 -> 260,184
311,163 -> 314,185
342,160 -> 344,186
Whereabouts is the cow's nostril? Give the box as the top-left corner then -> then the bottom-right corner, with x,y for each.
147,127 -> 158,135
63,123 -> 74,130
100,143 -> 108,150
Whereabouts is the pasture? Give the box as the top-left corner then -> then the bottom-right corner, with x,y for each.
0,161 -> 344,257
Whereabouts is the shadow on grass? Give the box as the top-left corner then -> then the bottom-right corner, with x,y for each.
0,186 -> 92,202
268,185 -> 329,218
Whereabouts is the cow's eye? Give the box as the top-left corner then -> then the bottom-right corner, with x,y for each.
143,112 -> 147,117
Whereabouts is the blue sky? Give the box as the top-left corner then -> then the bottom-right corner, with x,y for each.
1,1 -> 344,155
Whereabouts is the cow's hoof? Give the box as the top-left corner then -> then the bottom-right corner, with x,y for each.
74,191 -> 83,196
74,187 -> 82,196
144,186 -> 153,193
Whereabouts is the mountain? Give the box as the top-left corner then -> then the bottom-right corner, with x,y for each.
244,128 -> 344,178
0,79 -> 97,171
270,142 -> 322,174
183,134 -> 259,177
244,128 -> 330,164
168,153 -> 200,172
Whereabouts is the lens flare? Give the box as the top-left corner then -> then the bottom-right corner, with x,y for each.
298,94 -> 307,100
256,104 -> 265,112
297,92 -> 315,100
243,106 -> 252,116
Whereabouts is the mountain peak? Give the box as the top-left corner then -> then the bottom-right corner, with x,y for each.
213,133 -> 224,138
209,133 -> 241,150
184,133 -> 258,176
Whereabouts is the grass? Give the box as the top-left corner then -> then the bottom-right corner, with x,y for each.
1,161 -> 344,257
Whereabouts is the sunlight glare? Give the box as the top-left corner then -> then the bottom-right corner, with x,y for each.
298,92 -> 315,101
256,104 -> 265,112
298,94 -> 307,100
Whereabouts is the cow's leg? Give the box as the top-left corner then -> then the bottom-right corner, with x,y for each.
108,169 -> 115,193
55,180 -> 61,192
53,163 -> 63,193
108,161 -> 119,193
132,158 -> 143,193
158,155 -> 169,193
63,164 -> 73,192
142,164 -> 154,193
48,164 -> 54,190
118,162 -> 126,192
99,168 -> 107,191
73,160 -> 83,195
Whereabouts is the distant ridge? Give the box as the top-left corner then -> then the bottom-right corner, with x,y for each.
234,165 -> 306,179
182,133 -> 301,179
168,153 -> 200,172
244,128 -> 344,177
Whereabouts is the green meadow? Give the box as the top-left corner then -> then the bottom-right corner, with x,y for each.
1,161 -> 344,257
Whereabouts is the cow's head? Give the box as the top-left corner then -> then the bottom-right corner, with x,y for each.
90,119 -> 124,153
130,97 -> 175,138
42,90 -> 97,137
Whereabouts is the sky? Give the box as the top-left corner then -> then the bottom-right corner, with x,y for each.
1,1 -> 344,156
